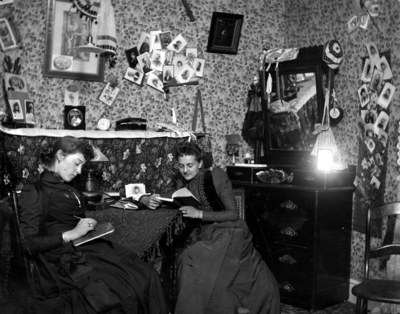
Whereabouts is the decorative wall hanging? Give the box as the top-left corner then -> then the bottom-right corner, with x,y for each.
43,0 -> 105,81
206,12 -> 243,55
0,17 -> 22,52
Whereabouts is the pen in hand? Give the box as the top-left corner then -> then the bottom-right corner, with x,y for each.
73,215 -> 84,220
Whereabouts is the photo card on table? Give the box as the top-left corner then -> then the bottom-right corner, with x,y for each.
125,47 -> 139,69
124,67 -> 144,86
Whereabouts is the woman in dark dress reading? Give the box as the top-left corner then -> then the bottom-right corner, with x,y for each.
19,136 -> 166,314
142,142 -> 280,314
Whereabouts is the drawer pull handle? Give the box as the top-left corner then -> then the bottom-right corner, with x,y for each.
279,281 -> 295,293
280,227 -> 298,237
279,254 -> 297,265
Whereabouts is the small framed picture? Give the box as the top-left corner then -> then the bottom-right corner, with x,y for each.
370,176 -> 381,190
172,56 -> 186,76
176,64 -> 195,83
193,58 -> 205,77
377,129 -> 388,147
0,17 -> 20,52
4,73 -> 28,92
361,109 -> 376,125
378,56 -> 392,80
150,30 -> 162,51
167,33 -> 187,53
185,47 -> 198,66
348,15 -> 359,34
369,68 -> 383,92
159,31 -> 172,50
125,46 -> 139,69
146,72 -> 164,93
150,49 -> 166,71
99,82 -> 120,106
365,124 -> 375,138
369,4 -> 380,17
8,99 -> 24,121
64,106 -> 85,130
124,67 -> 144,86
24,100 -> 36,124
358,84 -> 370,107
137,53 -> 152,74
163,65 -> 174,83
377,82 -> 395,109
361,58 -> 373,82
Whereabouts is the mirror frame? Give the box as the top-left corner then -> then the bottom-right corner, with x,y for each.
258,45 -> 330,167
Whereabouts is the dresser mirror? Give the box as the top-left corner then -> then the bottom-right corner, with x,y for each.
258,45 -> 330,167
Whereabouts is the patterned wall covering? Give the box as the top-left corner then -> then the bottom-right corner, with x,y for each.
0,0 -> 285,168
282,0 -> 400,279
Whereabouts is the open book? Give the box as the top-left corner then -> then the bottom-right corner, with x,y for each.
156,187 -> 201,208
72,222 -> 115,246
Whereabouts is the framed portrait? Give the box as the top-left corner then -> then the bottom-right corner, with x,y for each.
167,34 -> 187,53
358,84 -> 370,107
159,31 -> 172,49
374,111 -> 389,134
369,68 -> 383,92
25,100 -> 36,124
146,72 -> 164,93
8,99 -> 24,122
125,46 -> 139,69
137,53 -> 152,74
124,67 -> 144,86
193,58 -> 205,77
64,105 -> 85,130
206,12 -> 244,55
4,73 -> 28,92
99,82 -> 120,106
43,0 -> 105,81
0,17 -> 20,52
377,82 -> 395,109
163,65 -> 174,83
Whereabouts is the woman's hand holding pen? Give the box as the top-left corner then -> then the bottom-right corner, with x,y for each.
63,216 -> 97,242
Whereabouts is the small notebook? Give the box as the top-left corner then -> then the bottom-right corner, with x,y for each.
72,222 -> 114,246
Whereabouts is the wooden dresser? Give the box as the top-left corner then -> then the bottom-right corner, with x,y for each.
232,181 -> 354,311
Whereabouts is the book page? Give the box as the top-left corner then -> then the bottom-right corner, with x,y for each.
172,187 -> 199,201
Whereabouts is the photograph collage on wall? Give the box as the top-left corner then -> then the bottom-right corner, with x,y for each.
354,42 -> 394,200
123,30 -> 205,93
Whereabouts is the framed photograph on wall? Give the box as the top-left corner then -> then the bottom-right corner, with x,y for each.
99,82 -> 120,106
64,105 -> 86,130
0,17 -> 21,52
124,67 -> 144,86
25,100 -> 36,124
43,0 -> 105,81
206,12 -> 244,55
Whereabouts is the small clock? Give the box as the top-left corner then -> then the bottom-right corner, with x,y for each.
97,113 -> 111,131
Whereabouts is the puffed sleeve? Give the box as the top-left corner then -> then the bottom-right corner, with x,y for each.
19,184 -> 63,254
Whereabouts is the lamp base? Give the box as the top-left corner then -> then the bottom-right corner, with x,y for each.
82,190 -> 103,203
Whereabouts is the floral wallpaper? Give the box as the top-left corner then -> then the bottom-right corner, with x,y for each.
282,0 -> 400,280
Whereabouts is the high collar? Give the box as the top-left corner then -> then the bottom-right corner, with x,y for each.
40,170 -> 64,184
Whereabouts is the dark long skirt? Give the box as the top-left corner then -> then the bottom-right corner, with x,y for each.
174,220 -> 280,314
33,239 -> 166,314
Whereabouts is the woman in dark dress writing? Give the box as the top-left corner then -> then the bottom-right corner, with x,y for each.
141,142 -> 280,314
19,136 -> 166,314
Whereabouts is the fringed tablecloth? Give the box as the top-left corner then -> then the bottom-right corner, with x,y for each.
86,207 -> 178,258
